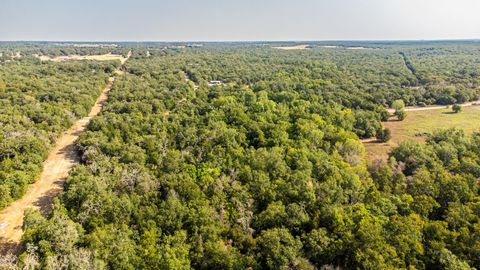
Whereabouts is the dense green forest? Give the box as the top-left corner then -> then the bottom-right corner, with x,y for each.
0,44 -> 130,59
1,42 -> 480,269
0,53 -> 118,209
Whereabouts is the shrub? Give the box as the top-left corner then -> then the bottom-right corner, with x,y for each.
376,128 -> 392,142
452,104 -> 462,113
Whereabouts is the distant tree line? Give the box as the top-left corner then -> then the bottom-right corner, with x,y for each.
9,48 -> 480,269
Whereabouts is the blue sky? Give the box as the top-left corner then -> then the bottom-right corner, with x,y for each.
1,0 -> 479,41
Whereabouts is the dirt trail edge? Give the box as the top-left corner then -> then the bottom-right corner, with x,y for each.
386,101 -> 477,113
0,51 -> 131,254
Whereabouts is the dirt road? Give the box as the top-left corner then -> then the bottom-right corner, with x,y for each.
387,102 -> 476,113
0,51 -> 131,254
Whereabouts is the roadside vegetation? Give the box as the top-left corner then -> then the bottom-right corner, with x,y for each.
0,53 -> 118,209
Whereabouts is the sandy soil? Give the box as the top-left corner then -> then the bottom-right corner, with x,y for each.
35,52 -> 129,63
121,51 -> 132,65
273,45 -> 310,50
320,46 -> 339,49
0,51 -> 131,255
346,47 -> 369,50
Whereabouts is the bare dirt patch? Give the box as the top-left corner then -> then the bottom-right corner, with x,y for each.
35,52 -> 128,63
273,45 -> 310,50
346,47 -> 369,50
320,46 -> 339,49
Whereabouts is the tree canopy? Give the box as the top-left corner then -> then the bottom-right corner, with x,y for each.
1,42 -> 479,269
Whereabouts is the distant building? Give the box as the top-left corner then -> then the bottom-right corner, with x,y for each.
208,80 -> 224,86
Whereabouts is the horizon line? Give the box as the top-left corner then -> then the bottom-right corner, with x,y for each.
1,38 -> 480,43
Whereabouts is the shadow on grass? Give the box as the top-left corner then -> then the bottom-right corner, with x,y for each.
362,139 -> 391,146
386,119 -> 403,122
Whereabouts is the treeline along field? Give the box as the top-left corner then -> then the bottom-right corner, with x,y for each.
9,43 -> 480,269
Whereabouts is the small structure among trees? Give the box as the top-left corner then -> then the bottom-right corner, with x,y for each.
208,80 -> 225,86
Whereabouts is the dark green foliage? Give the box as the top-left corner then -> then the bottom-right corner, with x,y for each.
452,104 -> 462,113
2,43 -> 479,269
354,110 -> 382,138
395,109 -> 407,121
376,128 -> 392,142
0,56 -> 115,209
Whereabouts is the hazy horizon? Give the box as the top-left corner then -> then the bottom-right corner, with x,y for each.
1,0 -> 480,41
2,38 -> 480,42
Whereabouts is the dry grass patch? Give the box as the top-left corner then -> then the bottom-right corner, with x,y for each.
35,53 -> 127,63
273,45 -> 310,50
364,105 -> 480,160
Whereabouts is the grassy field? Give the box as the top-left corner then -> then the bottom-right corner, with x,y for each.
364,105 -> 480,160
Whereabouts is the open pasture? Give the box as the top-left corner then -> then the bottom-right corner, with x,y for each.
365,105 -> 480,159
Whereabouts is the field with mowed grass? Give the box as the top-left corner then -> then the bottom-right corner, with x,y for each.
364,104 -> 480,159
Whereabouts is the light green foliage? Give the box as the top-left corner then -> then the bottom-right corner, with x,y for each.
392,100 -> 405,111
256,228 -> 304,270
395,109 -> 407,121
392,100 -> 407,121
376,128 -> 392,142
7,43 -> 480,269
0,55 -> 115,209
452,104 -> 462,113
